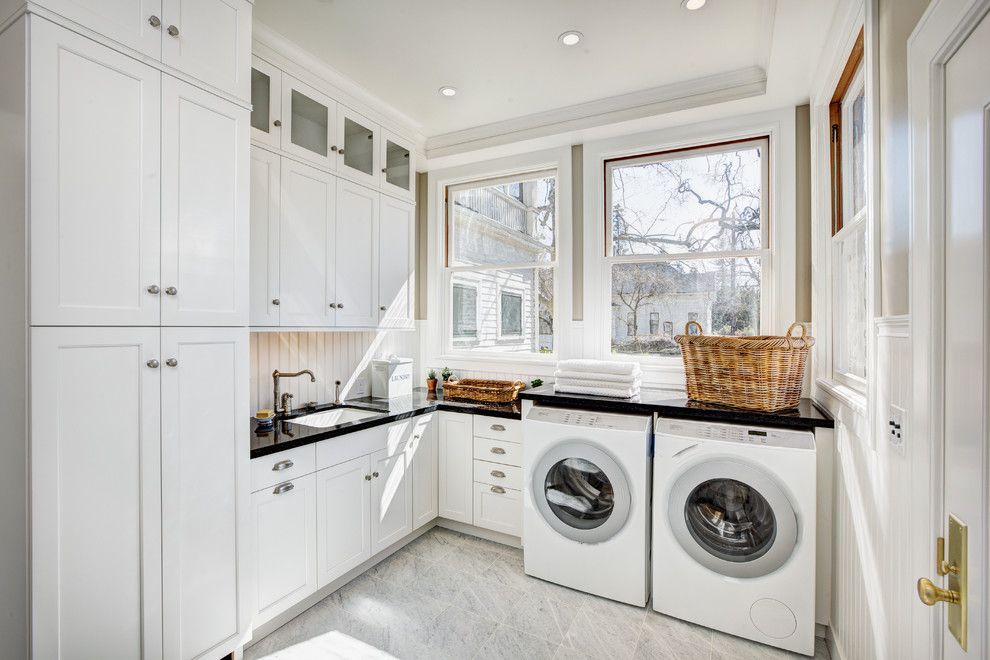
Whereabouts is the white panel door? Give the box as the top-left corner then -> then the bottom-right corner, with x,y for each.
250,55 -> 281,149
161,76 -> 249,326
280,159 -> 335,327
317,455 -> 372,587
334,179 -> 378,327
160,0 -> 251,100
336,105 -> 380,188
30,327 -> 162,660
29,21 -> 161,326
380,130 -> 416,201
370,447 -> 413,554
38,0 -> 163,58
438,412 -> 474,524
378,195 -> 414,328
410,415 -> 438,529
253,474 -> 317,625
473,484 -> 522,537
161,327 -> 250,660
249,146 -> 280,326
280,75 -> 336,170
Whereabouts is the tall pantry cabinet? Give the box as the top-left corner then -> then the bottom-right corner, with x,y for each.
0,3 -> 253,659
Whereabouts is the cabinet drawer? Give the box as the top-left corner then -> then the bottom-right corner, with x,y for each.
473,436 -> 522,467
473,460 -> 522,490
251,444 -> 316,492
473,483 -> 522,537
473,416 -> 522,443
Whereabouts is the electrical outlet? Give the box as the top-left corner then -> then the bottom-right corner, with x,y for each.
351,375 -> 369,398
888,405 -> 906,452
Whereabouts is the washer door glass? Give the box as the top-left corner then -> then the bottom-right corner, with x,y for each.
684,479 -> 776,562
532,442 -> 631,544
545,458 -> 614,530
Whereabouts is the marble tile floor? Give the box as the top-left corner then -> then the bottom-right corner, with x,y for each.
245,527 -> 831,660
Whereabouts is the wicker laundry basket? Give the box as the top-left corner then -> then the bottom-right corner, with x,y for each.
442,379 -> 526,403
676,321 -> 814,412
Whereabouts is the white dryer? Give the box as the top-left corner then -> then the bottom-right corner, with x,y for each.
653,417 -> 816,656
523,406 -> 653,606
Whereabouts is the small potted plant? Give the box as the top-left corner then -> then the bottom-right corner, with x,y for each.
440,366 -> 453,382
530,378 -> 544,388
426,369 -> 438,393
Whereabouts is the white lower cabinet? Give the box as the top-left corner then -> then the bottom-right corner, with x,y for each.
317,454 -> 372,587
473,483 -> 523,537
438,412 -> 474,524
411,415 -> 439,529
370,446 -> 413,554
253,474 -> 318,625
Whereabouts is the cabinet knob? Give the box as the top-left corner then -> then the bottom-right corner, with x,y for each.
329,302 -> 337,309
337,303 -> 344,309
148,15 -> 161,27
491,486 -> 506,494
380,305 -> 387,311
382,168 -> 387,173
337,149 -> 345,155
372,471 -> 380,478
330,145 -> 338,152
166,24 -> 179,37
273,119 -> 282,127
147,359 -> 160,369
165,286 -> 178,296
147,284 -> 160,294
165,358 -> 178,367
273,482 -> 294,495
272,298 -> 280,306
364,474 -> 372,481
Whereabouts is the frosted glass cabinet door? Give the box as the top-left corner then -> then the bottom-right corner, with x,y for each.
39,0 -> 163,58
249,146 -> 280,326
30,327 -> 163,660
160,0 -> 252,100
161,327 -> 250,660
250,56 -> 281,149
29,20 -> 162,326
161,76 -> 249,326
380,131 -> 415,201
280,75 -> 336,170
337,106 -> 380,187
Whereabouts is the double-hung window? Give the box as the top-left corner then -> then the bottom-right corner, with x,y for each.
829,29 -> 868,390
445,170 -> 557,354
605,138 -> 770,358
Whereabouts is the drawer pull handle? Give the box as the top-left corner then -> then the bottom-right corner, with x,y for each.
490,447 -> 506,455
273,482 -> 294,495
490,470 -> 505,478
491,486 -> 506,494
490,424 -> 506,432
272,459 -> 294,472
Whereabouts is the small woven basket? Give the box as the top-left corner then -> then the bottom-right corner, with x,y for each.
676,321 -> 814,412
442,379 -> 526,403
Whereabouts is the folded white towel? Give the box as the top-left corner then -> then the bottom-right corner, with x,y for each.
556,359 -> 641,377
554,369 -> 642,384
554,376 -> 642,390
554,382 -> 640,399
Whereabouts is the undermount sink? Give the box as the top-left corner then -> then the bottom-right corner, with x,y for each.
288,407 -> 382,428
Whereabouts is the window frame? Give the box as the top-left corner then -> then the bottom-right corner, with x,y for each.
602,136 -> 772,364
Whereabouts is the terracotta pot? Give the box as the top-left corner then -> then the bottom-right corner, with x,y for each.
426,378 -> 438,393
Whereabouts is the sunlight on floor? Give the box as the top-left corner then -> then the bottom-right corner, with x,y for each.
251,630 -> 396,659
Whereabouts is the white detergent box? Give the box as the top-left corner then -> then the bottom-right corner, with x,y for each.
370,357 -> 414,399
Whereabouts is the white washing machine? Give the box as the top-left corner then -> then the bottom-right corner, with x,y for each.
653,417 -> 816,656
523,405 -> 653,606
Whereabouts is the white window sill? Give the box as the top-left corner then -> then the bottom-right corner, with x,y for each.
815,377 -> 867,417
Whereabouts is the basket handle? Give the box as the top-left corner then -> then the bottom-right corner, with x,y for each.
785,322 -> 807,339
684,320 -> 704,336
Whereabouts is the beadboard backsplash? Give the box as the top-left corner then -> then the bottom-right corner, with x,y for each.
250,330 -> 418,411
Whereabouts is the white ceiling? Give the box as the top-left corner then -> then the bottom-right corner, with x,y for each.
254,0 -> 838,140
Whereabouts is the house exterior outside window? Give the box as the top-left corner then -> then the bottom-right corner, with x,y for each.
452,283 -> 478,339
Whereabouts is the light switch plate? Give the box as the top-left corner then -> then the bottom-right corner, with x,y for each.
351,375 -> 369,398
888,404 -> 906,452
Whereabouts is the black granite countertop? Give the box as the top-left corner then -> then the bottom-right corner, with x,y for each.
517,385 -> 833,431
250,388 -> 521,459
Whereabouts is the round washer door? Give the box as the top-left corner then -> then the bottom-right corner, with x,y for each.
667,459 -> 798,578
531,441 -> 631,544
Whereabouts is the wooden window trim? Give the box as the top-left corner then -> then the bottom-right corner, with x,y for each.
829,27 -> 865,235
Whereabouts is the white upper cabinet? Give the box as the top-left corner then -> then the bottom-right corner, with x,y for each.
249,147 -> 281,327
30,21 -> 162,326
161,76 -> 249,326
337,106 -> 380,188
380,130 -> 416,201
30,327 -> 163,660
279,159 -> 335,327
38,0 -> 164,58
250,56 -> 282,149
161,327 -> 249,660
160,0 -> 252,100
334,179 -> 379,326
281,75 -> 337,170
378,195 -> 415,328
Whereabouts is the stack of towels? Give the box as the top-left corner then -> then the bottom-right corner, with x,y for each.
553,359 -> 642,399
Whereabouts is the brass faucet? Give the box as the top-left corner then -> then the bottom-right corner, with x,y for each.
273,369 -> 316,415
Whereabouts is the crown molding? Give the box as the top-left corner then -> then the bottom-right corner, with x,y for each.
424,66 -> 767,159
252,20 -> 427,158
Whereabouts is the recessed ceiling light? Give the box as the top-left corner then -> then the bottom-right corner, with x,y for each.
438,86 -> 457,97
682,0 -> 707,9
558,30 -> 583,46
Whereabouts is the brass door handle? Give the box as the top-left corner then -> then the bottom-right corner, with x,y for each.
917,578 -> 960,606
